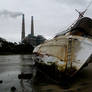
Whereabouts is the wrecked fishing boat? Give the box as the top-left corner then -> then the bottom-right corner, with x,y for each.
33,9 -> 92,82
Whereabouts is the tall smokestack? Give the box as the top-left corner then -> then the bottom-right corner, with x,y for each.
21,14 -> 25,42
31,16 -> 34,36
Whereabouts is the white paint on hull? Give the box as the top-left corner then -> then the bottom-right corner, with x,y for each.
33,36 -> 92,74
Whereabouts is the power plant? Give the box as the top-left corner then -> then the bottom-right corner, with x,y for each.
21,14 -> 46,46
31,16 -> 34,36
21,14 -> 25,42
21,15 -> 34,42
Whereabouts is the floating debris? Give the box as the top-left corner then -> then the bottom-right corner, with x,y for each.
18,73 -> 33,79
10,86 -> 16,92
0,80 -> 3,84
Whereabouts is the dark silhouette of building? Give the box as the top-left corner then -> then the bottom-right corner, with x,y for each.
22,16 -> 46,46
21,14 -> 25,42
31,16 -> 34,36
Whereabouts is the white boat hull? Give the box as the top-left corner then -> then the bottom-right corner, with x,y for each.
33,36 -> 92,76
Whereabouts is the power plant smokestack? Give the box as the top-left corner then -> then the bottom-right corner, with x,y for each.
21,14 -> 25,42
31,16 -> 34,36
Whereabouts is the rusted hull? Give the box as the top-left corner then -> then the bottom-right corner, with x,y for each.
33,36 -> 92,77
33,17 -> 92,81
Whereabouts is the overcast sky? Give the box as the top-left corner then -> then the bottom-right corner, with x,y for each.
0,0 -> 92,42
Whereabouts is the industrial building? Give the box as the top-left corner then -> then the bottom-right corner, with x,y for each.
21,14 -> 46,47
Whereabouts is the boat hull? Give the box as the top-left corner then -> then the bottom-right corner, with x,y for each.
33,36 -> 92,80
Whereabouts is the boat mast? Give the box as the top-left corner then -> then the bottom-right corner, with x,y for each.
65,1 -> 92,72
75,1 -> 92,19
66,1 -> 92,32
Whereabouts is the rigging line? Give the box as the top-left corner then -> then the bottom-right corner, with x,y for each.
65,1 -> 92,32
86,0 -> 92,10
56,1 -> 92,36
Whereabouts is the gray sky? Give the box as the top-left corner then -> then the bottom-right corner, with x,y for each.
0,0 -> 92,42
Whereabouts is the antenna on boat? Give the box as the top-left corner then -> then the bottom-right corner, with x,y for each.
55,1 -> 92,37
66,1 -> 92,32
75,1 -> 92,19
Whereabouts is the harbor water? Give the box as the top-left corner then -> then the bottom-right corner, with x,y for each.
0,55 -> 92,92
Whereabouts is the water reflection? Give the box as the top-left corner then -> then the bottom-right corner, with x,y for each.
0,55 -> 34,92
19,55 -> 34,92
0,55 -> 92,92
